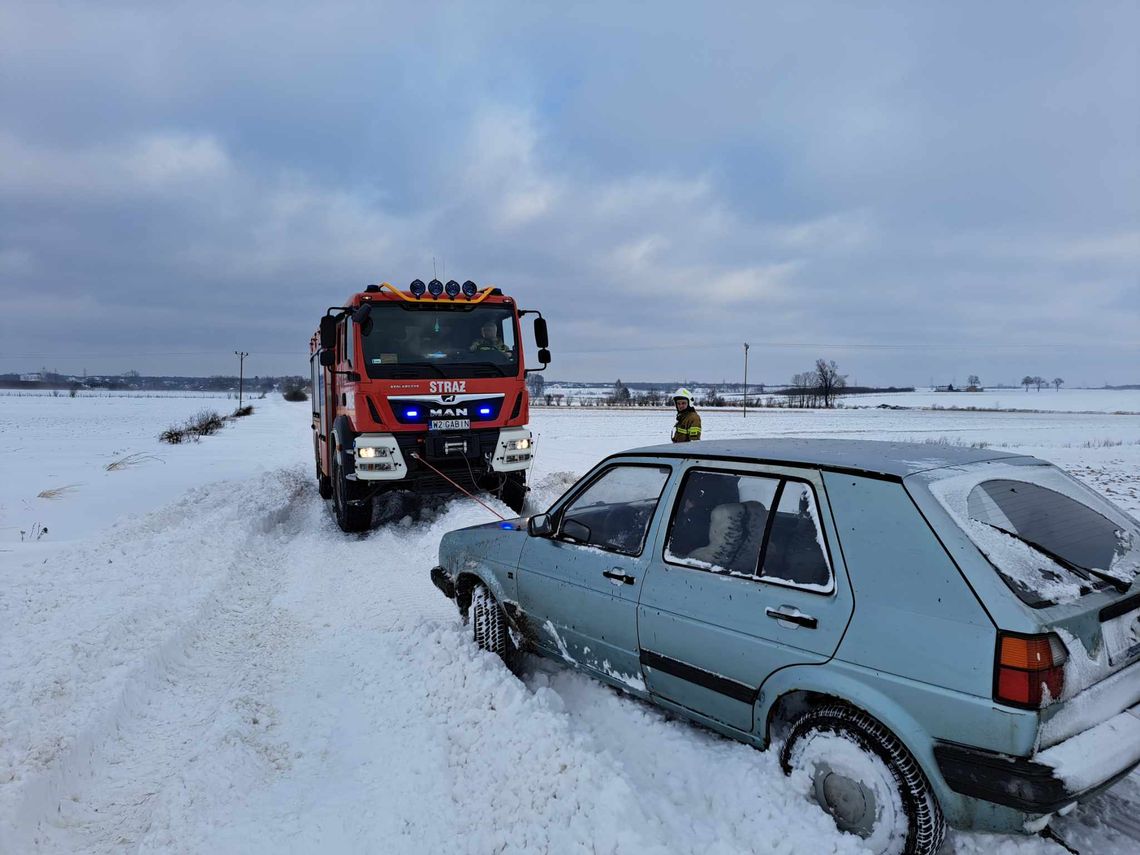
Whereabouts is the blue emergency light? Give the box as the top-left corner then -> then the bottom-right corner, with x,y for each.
405,408 -> 420,419
478,406 -> 492,416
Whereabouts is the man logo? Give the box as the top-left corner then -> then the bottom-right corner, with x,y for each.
429,407 -> 468,418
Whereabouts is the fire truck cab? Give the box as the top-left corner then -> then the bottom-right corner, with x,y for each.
310,278 -> 550,531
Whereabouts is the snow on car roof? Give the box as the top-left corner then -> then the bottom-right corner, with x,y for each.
619,437 -> 1029,478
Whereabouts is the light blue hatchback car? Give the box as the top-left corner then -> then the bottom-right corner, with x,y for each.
431,439 -> 1140,855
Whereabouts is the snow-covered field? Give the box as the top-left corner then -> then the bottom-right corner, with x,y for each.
2,393 -> 1139,854
842,389 -> 1140,414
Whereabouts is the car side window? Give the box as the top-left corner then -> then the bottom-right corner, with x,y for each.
666,471 -> 779,575
759,481 -> 833,590
559,465 -> 670,555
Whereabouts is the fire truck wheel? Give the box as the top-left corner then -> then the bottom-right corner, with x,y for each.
332,451 -> 372,532
500,473 -> 527,515
316,459 -> 333,500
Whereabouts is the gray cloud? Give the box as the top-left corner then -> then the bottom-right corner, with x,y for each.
1,1 -> 1136,386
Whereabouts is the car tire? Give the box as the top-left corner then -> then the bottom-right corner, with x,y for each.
332,448 -> 371,532
469,583 -> 518,670
780,703 -> 946,855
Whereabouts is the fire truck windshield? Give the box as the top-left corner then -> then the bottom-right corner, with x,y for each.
359,304 -> 520,379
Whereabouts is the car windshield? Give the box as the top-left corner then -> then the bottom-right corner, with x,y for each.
923,462 -> 1140,607
359,303 -> 519,379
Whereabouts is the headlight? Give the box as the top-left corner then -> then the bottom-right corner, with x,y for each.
505,438 -> 531,451
357,446 -> 378,458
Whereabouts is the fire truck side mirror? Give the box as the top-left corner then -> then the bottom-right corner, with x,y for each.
319,316 -> 337,349
319,350 -> 335,367
538,348 -> 551,365
533,317 -> 549,348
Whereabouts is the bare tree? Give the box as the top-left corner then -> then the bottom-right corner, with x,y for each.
1053,377 -> 1064,391
1022,375 -> 1033,392
967,374 -> 980,388
1034,376 -> 1046,391
815,359 -> 847,408
526,373 -> 545,398
790,372 -> 814,408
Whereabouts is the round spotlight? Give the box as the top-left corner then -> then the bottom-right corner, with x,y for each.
445,279 -> 460,298
427,278 -> 444,297
461,280 -> 478,298
409,279 -> 426,297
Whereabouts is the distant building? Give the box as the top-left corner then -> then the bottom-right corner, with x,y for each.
19,373 -> 43,383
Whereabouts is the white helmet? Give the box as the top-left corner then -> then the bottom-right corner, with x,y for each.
672,387 -> 694,406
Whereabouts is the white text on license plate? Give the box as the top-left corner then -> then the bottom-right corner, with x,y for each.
430,419 -> 470,431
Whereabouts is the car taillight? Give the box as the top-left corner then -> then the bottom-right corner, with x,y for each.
994,632 -> 1067,709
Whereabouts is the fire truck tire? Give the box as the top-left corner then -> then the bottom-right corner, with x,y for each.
316,459 -> 333,499
332,451 -> 371,532
500,472 -> 527,514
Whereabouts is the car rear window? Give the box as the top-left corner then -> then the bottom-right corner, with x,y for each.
924,463 -> 1140,607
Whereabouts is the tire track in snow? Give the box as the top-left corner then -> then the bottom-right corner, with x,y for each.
5,469 -> 311,853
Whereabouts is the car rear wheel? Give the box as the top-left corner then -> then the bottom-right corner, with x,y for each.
780,703 -> 945,855
469,583 -> 518,670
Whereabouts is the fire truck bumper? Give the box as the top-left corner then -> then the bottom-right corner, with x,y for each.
352,435 -> 409,480
490,427 -> 535,473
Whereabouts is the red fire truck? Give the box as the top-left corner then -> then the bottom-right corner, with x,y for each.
310,278 -> 550,531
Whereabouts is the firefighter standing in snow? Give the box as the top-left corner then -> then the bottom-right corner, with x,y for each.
671,388 -> 702,442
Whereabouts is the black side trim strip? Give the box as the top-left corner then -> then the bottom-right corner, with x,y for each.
1100,592 -> 1140,622
640,649 -> 757,705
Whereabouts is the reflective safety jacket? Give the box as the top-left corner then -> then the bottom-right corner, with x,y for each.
470,337 -> 511,354
672,406 -> 702,442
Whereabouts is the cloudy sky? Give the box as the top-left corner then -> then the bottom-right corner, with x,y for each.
1,1 -> 1137,386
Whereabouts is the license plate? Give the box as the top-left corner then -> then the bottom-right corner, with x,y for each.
429,419 -> 470,431
1103,608 -> 1140,667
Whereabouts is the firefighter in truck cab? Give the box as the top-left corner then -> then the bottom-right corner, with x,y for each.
671,387 -> 701,442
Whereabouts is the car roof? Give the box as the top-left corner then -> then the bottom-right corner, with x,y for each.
617,437 -> 1031,479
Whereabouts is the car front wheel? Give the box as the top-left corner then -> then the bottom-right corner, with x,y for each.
469,583 -> 518,670
780,703 -> 945,855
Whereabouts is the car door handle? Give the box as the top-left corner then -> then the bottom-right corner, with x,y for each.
603,568 -> 636,585
765,607 -> 818,629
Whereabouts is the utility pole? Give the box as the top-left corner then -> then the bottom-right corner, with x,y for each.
234,351 -> 248,409
743,342 -> 750,419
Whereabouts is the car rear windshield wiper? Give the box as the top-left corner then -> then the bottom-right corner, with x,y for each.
983,523 -> 1130,593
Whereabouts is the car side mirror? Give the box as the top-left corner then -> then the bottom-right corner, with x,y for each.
527,513 -> 553,537
319,316 -> 337,349
561,518 -> 591,543
319,349 -> 335,367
